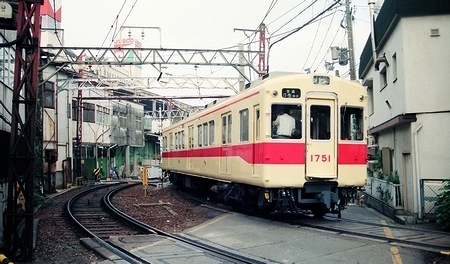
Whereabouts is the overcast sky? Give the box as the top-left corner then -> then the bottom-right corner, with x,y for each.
61,0 -> 372,105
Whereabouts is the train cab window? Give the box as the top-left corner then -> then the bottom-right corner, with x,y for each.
341,106 -> 364,141
255,108 -> 260,141
310,105 -> 330,140
209,120 -> 215,145
271,104 -> 302,139
239,109 -> 249,142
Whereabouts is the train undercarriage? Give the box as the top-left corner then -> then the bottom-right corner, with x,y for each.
168,172 -> 358,218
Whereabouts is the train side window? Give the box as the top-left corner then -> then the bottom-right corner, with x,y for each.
203,122 -> 208,146
239,109 -> 249,142
341,106 -> 364,141
227,114 -> 232,144
197,124 -> 203,147
310,105 -> 330,140
175,132 -> 179,149
169,133 -> 174,150
222,113 -> 232,144
209,120 -> 215,145
163,136 -> 167,151
181,130 -> 185,149
255,108 -> 260,141
188,126 -> 194,148
222,116 -> 226,144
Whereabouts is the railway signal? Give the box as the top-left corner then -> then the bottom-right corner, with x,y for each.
141,167 -> 149,197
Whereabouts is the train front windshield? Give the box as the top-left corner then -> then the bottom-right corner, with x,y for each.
271,104 -> 364,141
340,106 -> 364,141
271,104 -> 302,139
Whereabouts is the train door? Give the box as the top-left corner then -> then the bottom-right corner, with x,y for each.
220,112 -> 232,174
252,106 -> 261,176
187,125 -> 194,169
305,96 -> 337,179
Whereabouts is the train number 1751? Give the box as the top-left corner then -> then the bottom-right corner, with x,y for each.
310,154 -> 331,162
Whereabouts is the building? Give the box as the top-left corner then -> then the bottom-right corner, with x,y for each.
359,0 -> 450,222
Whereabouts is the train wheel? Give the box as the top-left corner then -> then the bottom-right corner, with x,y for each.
311,205 -> 327,218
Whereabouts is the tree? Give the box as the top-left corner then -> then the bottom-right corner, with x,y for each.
435,179 -> 450,231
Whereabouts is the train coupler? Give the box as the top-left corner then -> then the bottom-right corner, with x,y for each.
273,189 -> 299,214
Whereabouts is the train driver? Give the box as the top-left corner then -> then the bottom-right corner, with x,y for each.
273,107 -> 296,139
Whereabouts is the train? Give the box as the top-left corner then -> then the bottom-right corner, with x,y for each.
161,72 -> 367,217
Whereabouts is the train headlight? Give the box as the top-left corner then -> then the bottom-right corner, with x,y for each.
359,95 -> 365,101
272,90 -> 278,97
264,191 -> 270,200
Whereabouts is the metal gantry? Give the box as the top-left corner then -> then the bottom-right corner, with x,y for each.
41,46 -> 263,82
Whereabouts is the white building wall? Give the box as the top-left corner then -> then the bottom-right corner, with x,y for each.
365,13 -> 450,220
369,21 -> 406,128
76,88 -> 111,145
402,15 -> 450,113
413,113 -> 450,181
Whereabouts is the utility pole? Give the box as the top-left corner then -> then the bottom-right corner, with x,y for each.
345,0 -> 357,80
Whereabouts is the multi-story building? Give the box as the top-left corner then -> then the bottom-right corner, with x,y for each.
359,0 -> 450,222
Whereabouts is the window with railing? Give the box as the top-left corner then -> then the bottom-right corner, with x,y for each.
43,81 -> 55,108
83,102 -> 95,123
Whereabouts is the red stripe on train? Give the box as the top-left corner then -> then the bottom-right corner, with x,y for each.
163,142 -> 366,165
337,143 -> 367,164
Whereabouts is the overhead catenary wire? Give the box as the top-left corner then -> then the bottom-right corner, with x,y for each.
266,0 -> 343,73
306,8 -> 340,72
313,26 -> 345,73
301,0 -> 328,71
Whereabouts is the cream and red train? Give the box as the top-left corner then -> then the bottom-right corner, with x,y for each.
161,72 -> 367,217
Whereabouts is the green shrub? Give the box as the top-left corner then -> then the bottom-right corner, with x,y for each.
386,171 -> 400,184
34,192 -> 46,208
435,179 -> 450,231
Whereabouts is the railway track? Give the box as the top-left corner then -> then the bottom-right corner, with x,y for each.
178,187 -> 450,255
293,213 -> 450,254
66,182 -> 265,264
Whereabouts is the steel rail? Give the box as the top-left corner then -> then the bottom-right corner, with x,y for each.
66,182 -> 149,264
106,184 -> 265,264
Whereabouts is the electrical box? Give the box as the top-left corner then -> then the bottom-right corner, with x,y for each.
330,46 -> 339,61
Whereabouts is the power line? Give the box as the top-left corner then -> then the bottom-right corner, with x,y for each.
302,1 -> 330,71
308,9 -> 339,71
267,0 -> 342,73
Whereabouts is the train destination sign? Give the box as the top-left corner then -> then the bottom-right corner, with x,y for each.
282,88 -> 301,98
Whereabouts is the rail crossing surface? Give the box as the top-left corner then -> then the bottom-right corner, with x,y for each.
85,204 -> 449,264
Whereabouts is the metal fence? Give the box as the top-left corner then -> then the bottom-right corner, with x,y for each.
365,177 -> 403,209
421,180 -> 444,219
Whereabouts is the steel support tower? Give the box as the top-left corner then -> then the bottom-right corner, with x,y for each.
5,0 -> 43,261
258,23 -> 266,76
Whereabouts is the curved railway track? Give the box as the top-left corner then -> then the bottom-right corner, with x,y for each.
66,182 -> 265,264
